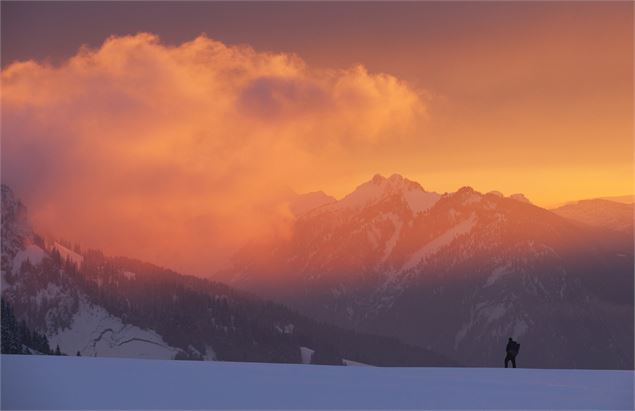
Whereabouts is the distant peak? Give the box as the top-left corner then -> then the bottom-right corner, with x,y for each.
371,174 -> 386,184
290,191 -> 336,217
456,186 -> 476,194
510,193 -> 532,204
335,173 -> 439,213
365,174 -> 422,191
453,186 -> 483,205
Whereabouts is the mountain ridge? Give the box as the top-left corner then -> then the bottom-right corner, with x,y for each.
0,184 -> 452,366
224,175 -> 634,369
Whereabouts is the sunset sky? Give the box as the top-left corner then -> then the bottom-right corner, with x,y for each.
1,2 -> 633,274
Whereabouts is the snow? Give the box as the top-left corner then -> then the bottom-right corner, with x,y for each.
123,271 -> 136,280
34,283 -> 63,306
381,213 -> 403,261
483,303 -> 507,323
52,242 -> 84,267
337,176 -> 389,210
204,346 -> 217,361
48,298 -> 179,359
512,319 -> 529,338
462,192 -> 482,205
299,346 -> 314,364
336,174 -> 439,213
402,213 -> 477,271
484,264 -> 513,287
343,359 -> 371,366
11,244 -> 46,274
403,189 -> 440,214
2,355 -> 633,410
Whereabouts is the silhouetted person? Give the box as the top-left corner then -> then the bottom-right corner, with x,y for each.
505,337 -> 520,368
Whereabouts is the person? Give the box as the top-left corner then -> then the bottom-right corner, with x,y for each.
505,337 -> 519,368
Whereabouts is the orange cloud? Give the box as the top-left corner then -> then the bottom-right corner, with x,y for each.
1,33 -> 427,274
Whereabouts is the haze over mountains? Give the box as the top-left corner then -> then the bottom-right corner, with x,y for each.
224,174 -> 634,369
1,174 -> 633,370
551,199 -> 634,232
1,184 -> 449,366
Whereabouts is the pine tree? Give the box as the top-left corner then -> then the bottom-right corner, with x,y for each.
1,299 -> 23,354
42,334 -> 52,354
55,344 -> 62,355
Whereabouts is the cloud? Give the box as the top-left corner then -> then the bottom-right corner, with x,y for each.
1,33 -> 427,274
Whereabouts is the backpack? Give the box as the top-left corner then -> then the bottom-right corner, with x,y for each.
512,342 -> 520,355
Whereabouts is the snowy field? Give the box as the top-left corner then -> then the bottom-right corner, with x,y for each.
2,355 -> 633,410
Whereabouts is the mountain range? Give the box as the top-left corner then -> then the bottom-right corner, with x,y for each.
2,175 -> 633,370
223,174 -> 634,369
0,184 -> 450,366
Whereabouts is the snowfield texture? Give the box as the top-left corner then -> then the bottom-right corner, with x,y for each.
2,355 -> 633,410
48,298 -> 179,359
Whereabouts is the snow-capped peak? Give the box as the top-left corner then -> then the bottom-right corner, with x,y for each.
336,174 -> 440,214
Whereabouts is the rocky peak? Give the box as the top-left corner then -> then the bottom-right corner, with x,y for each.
337,174 -> 439,214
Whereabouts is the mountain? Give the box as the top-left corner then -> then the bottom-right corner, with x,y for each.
225,174 -> 634,369
597,195 -> 634,204
551,199 -> 634,232
289,191 -> 336,217
0,184 -> 451,366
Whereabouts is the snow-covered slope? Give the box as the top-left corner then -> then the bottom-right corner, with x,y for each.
1,185 -> 181,360
48,297 -> 178,359
2,355 -> 633,410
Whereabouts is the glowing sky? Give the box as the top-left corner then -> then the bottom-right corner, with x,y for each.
1,2 -> 633,274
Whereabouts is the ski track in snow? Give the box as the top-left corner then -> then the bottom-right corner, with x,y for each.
2,355 -> 633,410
